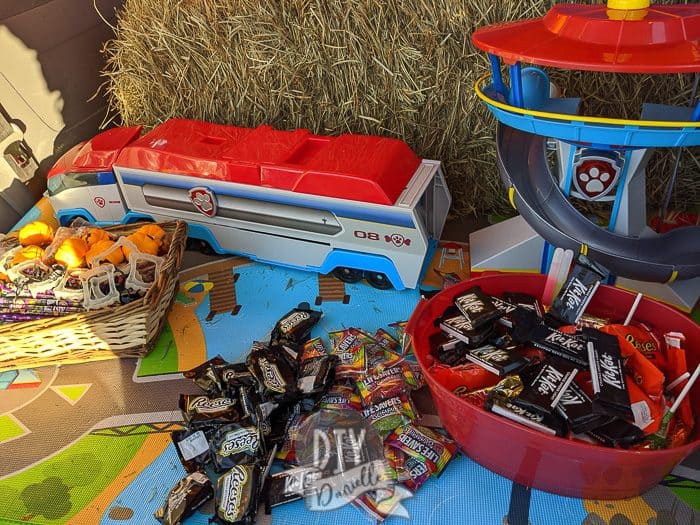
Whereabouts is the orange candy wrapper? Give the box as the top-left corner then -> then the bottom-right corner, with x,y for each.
664,332 -> 694,431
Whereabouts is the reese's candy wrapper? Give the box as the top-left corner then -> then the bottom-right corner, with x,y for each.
586,417 -> 646,448
439,312 -> 494,347
357,365 -> 412,405
271,306 -> 322,345
179,394 -> 243,424
210,423 -> 263,473
512,308 -> 589,368
600,324 -> 665,400
556,381 -> 610,434
430,363 -> 499,394
517,355 -> 578,413
171,428 -> 211,473
386,424 -> 457,475
329,328 -> 367,378
361,395 -> 417,437
586,329 -> 633,420
183,355 -> 226,394
486,395 -> 567,437
664,332 -> 694,430
297,354 -> 337,395
246,343 -> 298,400
300,337 -> 327,361
214,464 -> 260,524
463,344 -> 530,377
547,255 -> 607,326
217,362 -> 256,392
454,286 -> 502,329
626,376 -> 663,435
154,470 -> 213,525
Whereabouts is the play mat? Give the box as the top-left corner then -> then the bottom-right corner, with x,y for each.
0,200 -> 699,525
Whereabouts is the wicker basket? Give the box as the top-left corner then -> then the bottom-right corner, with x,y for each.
0,220 -> 187,371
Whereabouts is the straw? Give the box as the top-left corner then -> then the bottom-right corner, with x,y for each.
623,293 -> 643,326
99,0 -> 700,218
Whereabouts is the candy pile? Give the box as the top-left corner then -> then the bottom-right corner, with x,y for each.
161,308 -> 458,524
0,220 -> 168,319
428,255 -> 696,450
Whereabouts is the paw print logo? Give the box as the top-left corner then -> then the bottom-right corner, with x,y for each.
385,233 -> 411,248
188,187 -> 217,217
573,157 -> 620,201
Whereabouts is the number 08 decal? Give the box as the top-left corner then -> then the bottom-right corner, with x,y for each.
353,230 -> 380,240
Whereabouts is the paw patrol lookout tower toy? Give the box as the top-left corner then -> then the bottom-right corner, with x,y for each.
470,0 -> 700,311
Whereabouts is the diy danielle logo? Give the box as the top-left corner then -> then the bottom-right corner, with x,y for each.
291,409 -> 412,517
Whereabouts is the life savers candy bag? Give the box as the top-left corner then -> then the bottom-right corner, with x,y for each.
516,355 -> 579,414
171,428 -> 211,473
154,470 -> 214,525
329,328 -> 368,378
246,343 -> 298,400
179,394 -> 243,424
585,329 -> 633,420
271,306 -> 322,346
300,337 -> 327,361
547,254 -> 607,326
361,395 -> 417,438
357,365 -> 413,405
183,355 -> 226,394
210,423 -> 263,473
318,383 -> 363,411
213,463 -> 260,525
453,286 -> 502,329
386,424 -> 457,476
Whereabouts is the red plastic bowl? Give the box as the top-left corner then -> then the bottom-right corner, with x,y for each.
406,273 -> 700,499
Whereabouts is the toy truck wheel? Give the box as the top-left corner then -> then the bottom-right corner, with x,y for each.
332,267 -> 363,283
364,271 -> 393,290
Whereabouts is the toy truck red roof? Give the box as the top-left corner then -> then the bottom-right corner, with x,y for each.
113,119 -> 421,206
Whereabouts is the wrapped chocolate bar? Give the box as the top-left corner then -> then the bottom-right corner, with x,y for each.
266,465 -> 322,507
463,344 -> 530,377
179,394 -> 243,424
488,296 -> 519,328
486,395 -> 567,437
586,418 -> 646,448
586,329 -> 633,420
213,464 -> 261,524
453,286 -> 502,329
439,312 -> 494,347
210,423 -> 263,473
183,355 -> 226,394
512,308 -> 589,368
246,343 -> 298,400
271,306 -> 322,346
547,255 -> 607,326
296,354 -> 337,395
154,470 -> 213,525
517,355 -> 579,413
503,292 -> 544,318
171,428 -> 211,473
556,381 -> 611,434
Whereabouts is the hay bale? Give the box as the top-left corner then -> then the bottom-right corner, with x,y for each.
102,0 -> 698,218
